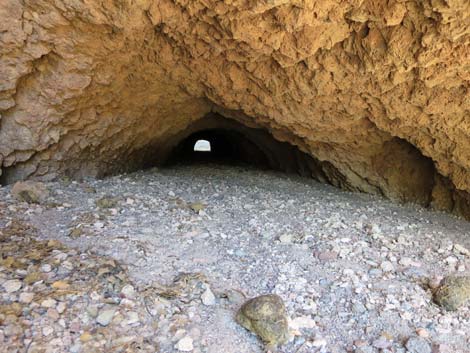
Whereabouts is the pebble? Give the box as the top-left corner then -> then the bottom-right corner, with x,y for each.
175,336 -> 194,351
121,284 -> 136,298
201,287 -> 216,306
19,292 -> 34,303
290,316 -> 316,330
96,308 -> 116,326
380,261 -> 395,272
41,298 -> 57,308
405,337 -> 431,353
2,279 -> 22,293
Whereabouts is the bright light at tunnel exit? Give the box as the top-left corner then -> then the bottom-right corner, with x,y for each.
194,140 -> 211,152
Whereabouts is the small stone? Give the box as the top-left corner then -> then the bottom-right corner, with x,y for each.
175,336 -> 194,351
121,284 -> 136,298
312,338 -> 327,347
57,302 -> 67,314
201,287 -> 216,306
290,316 -> 316,330
11,181 -> 49,204
19,292 -> 34,303
41,264 -> 52,273
372,337 -> 391,349
380,261 -> 395,272
236,294 -> 289,347
96,308 -> 116,326
405,337 -> 431,353
2,279 -> 22,293
51,280 -> 70,289
47,308 -> 60,320
453,244 -> 469,256
42,326 -> 54,336
41,298 -> 57,308
317,251 -> 338,261
96,196 -> 118,209
433,275 -> 470,311
80,332 -> 93,342
279,233 -> 293,243
416,328 -> 429,338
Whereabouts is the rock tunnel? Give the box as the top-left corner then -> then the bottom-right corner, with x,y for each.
0,0 -> 469,218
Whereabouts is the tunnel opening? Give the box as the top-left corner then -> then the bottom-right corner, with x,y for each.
166,129 -> 273,168
146,113 -> 330,180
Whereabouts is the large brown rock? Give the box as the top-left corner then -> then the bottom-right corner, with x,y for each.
0,1 -> 469,216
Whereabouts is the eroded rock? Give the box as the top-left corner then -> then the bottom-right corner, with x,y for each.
236,294 -> 289,348
11,181 -> 49,204
433,275 -> 470,311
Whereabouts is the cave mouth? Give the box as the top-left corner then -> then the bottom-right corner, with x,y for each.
166,128 -> 273,168
149,113 -> 327,179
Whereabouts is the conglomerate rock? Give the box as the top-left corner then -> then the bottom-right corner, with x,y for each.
0,0 -> 469,216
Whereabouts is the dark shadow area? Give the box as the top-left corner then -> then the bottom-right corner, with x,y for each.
148,113 -> 330,180
166,129 -> 272,168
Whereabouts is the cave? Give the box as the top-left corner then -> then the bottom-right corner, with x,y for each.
1,2 -> 470,352
155,114 -> 325,180
0,0 -> 469,218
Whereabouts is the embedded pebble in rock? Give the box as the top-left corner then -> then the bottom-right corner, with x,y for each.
1,165 -> 470,353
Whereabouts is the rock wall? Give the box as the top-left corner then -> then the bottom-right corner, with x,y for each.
0,0 -> 469,216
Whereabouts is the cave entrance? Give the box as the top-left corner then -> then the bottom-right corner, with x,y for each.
154,113 -> 326,179
167,128 -> 272,167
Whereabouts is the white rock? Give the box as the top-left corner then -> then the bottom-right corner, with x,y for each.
41,264 -> 52,273
96,308 -> 116,326
2,279 -> 22,293
41,298 -> 57,308
290,316 -> 316,330
19,292 -> 34,303
201,287 -> 216,306
175,336 -> 193,351
121,284 -> 136,298
279,233 -> 294,243
42,326 -> 54,336
57,302 -> 67,314
312,338 -> 327,347
380,261 -> 395,272
454,244 -> 469,256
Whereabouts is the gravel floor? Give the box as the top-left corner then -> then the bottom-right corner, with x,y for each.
1,163 -> 470,353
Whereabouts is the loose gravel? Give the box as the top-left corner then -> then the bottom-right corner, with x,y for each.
1,163 -> 469,353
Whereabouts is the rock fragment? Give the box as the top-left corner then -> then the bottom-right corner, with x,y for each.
96,308 -> 116,326
175,336 -> 194,351
236,294 -> 289,348
11,181 -> 49,204
405,337 -> 431,353
201,286 -> 216,306
433,275 -> 470,311
2,279 -> 22,293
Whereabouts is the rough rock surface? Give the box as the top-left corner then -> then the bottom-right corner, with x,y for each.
0,0 -> 469,215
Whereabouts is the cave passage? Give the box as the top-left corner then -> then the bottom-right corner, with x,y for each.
153,113 -> 326,179
166,129 -> 272,167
